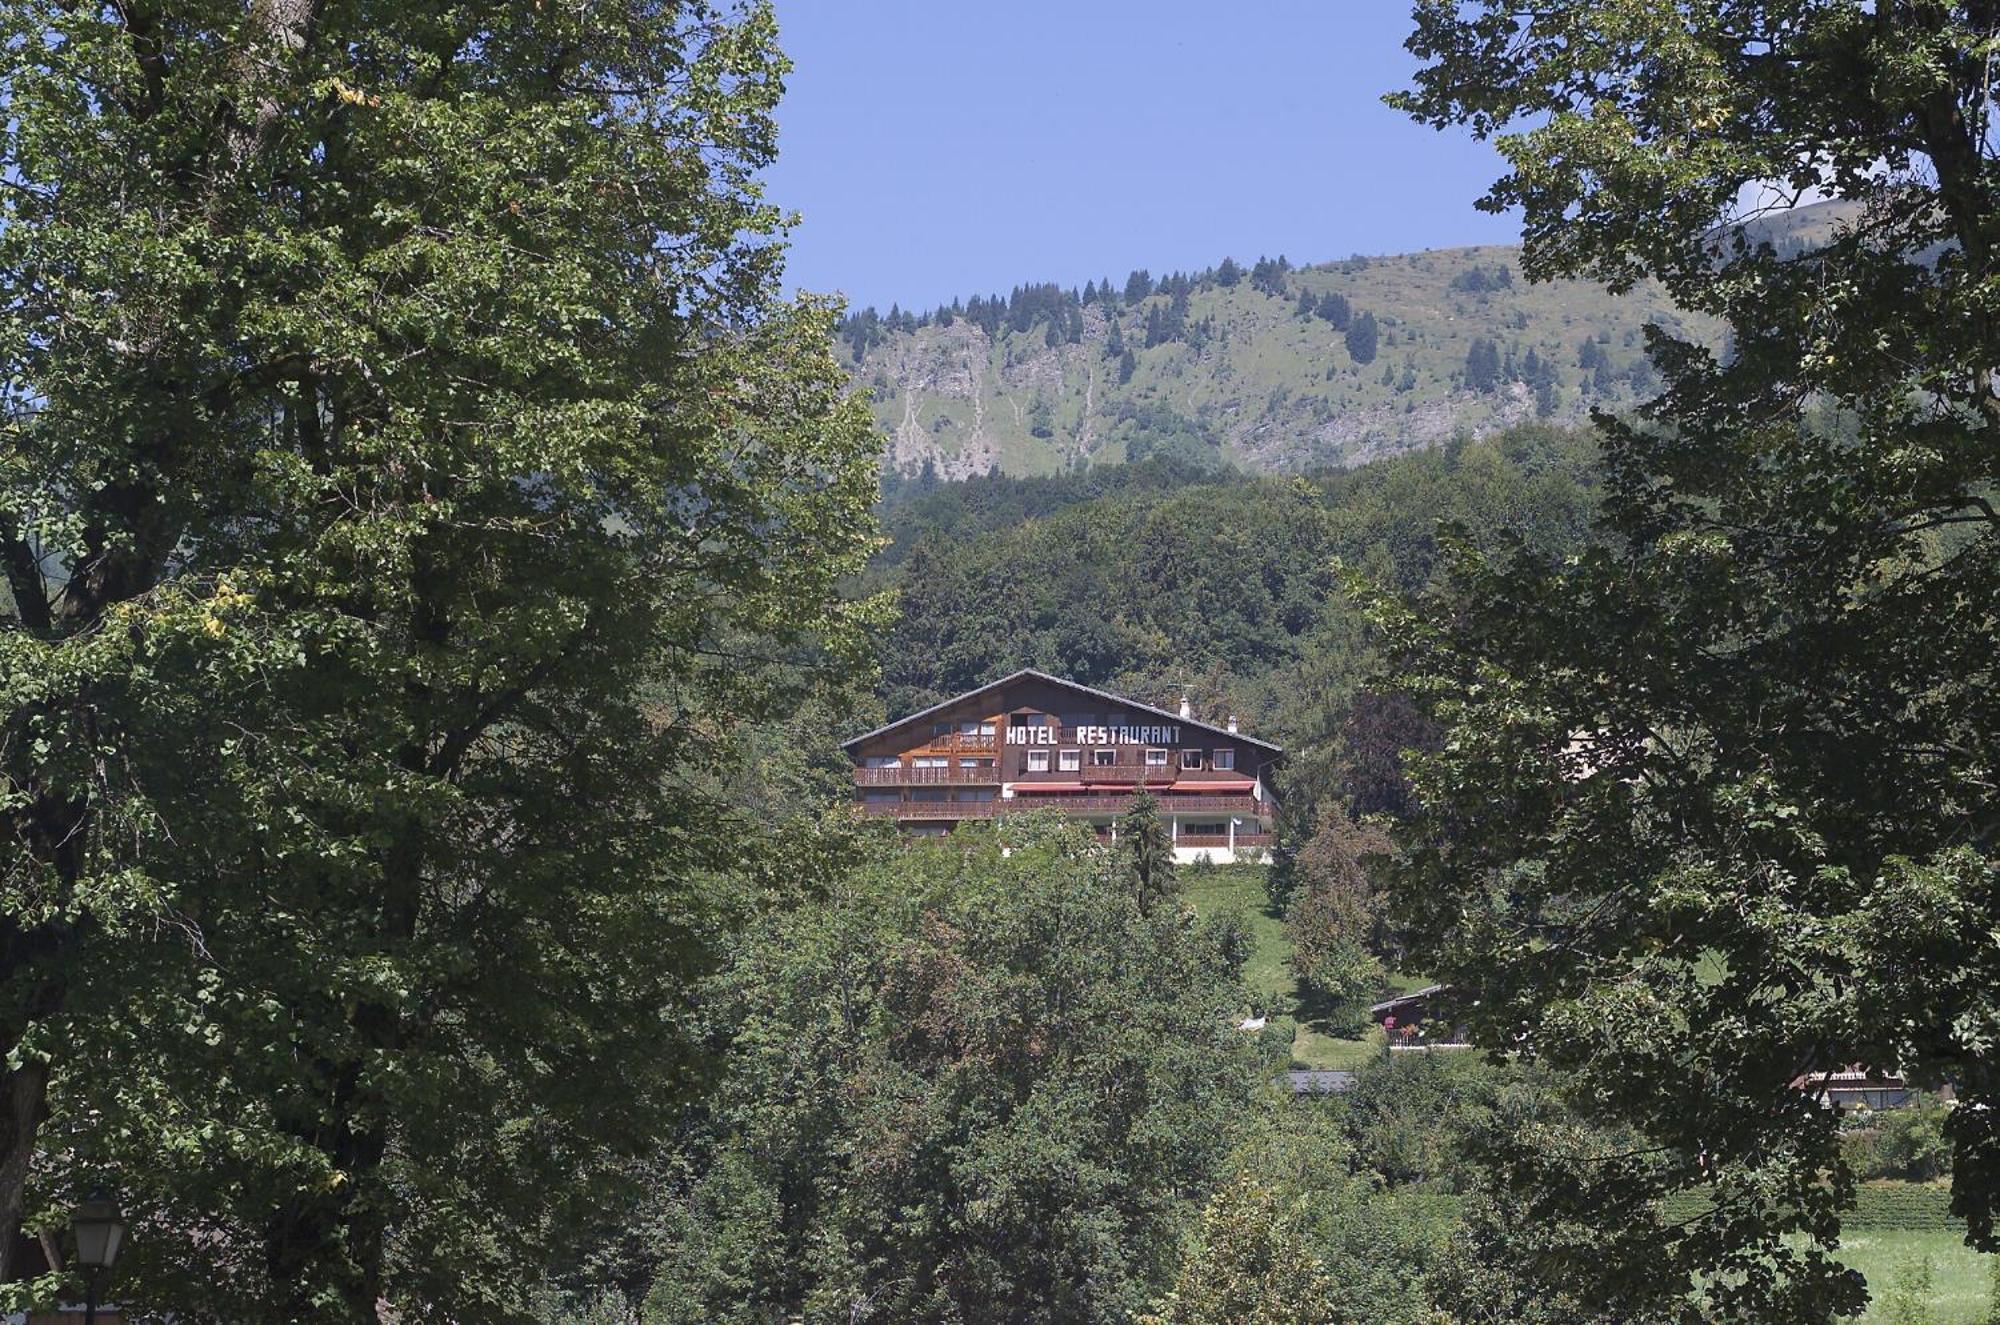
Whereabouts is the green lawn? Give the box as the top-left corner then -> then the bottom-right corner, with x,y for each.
1181,863 -> 1390,1070
1842,1229 -> 1995,1323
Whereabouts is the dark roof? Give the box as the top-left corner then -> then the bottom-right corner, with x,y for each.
841,668 -> 1285,756
1284,1069 -> 1357,1095
1369,984 -> 1449,1016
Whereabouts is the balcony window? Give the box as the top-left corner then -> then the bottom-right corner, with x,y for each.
863,756 -> 899,769
1058,749 -> 1081,772
912,757 -> 948,769
1092,749 -> 1117,767
1182,821 -> 1229,836
960,758 -> 992,769
1181,749 -> 1205,770
911,788 -> 949,802
954,788 -> 996,802
1214,749 -> 1235,770
863,790 -> 900,805
1144,748 -> 1168,767
1027,750 -> 1050,772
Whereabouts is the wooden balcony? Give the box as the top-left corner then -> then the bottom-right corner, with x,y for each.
1080,763 -> 1175,785
925,732 -> 997,753
1008,793 -> 1270,817
854,765 -> 1000,787
856,799 -> 1000,820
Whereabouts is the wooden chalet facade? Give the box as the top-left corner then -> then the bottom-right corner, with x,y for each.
844,669 -> 1281,862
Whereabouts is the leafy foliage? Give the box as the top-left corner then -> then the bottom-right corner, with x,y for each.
0,2 -> 878,1319
633,825 -> 1267,1325
1379,2 -> 2000,1320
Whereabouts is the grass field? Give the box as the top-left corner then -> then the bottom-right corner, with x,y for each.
1843,1229 -> 1995,1324
1181,862 -> 1390,1070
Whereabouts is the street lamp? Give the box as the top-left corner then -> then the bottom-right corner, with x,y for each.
70,1192 -> 125,1325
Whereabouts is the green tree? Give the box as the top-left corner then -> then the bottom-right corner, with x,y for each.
1345,311 -> 1379,364
1463,337 -> 1502,392
0,2 -> 878,1319
637,825 -> 1264,1325
1123,792 -> 1179,916
1285,816 -> 1392,1018
1382,2 -> 2000,1319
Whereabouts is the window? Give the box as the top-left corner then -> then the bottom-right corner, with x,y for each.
1213,749 -> 1235,770
1026,750 -> 1051,772
1059,749 -> 1081,772
864,756 -> 899,769
960,757 -> 993,769
912,757 -> 948,769
863,790 -> 900,805
1181,749 -> 1206,770
961,720 -> 995,736
954,788 -> 997,803
932,721 -> 953,737
911,788 -> 949,802
1145,748 -> 1169,767
1092,749 -> 1117,767
1182,821 -> 1228,836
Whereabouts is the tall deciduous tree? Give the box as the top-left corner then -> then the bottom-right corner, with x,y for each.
0,1 -> 877,1319
1383,3 -> 2000,1320
636,826 -> 1262,1325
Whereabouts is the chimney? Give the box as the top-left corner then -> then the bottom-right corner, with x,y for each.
1178,694 -> 1192,719
1227,715 -> 1238,734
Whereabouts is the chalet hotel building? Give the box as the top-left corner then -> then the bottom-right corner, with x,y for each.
844,669 -> 1281,862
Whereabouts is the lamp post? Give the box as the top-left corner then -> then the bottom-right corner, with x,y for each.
70,1192 -> 125,1325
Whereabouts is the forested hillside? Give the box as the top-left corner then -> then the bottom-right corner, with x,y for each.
866,423 -> 1605,834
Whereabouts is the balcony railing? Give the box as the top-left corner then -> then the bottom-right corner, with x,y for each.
924,732 -> 997,753
854,765 -> 1000,787
1009,794 -> 1270,817
1176,832 -> 1275,849
856,799 -> 1000,820
854,795 -> 1271,822
1080,763 -> 1176,785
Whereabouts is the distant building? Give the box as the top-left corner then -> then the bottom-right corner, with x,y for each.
843,669 -> 1281,863
1790,1066 -> 1919,1111
1369,985 -> 1470,1050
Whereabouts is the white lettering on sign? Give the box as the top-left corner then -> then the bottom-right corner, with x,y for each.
1010,723 -> 1183,745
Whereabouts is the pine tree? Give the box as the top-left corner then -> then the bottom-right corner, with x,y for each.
1345,310 -> 1379,364
1119,347 -> 1138,384
1316,291 -> 1352,330
1125,269 -> 1155,302
1121,793 -> 1178,917
1296,289 -> 1316,318
1464,337 -> 1501,392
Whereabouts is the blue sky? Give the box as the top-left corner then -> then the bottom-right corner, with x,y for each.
762,1 -> 1521,313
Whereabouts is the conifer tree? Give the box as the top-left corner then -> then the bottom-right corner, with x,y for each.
1345,310 -> 1379,364
1121,793 -> 1178,917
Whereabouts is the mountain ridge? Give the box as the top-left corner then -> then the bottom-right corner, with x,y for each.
843,201 -> 1857,479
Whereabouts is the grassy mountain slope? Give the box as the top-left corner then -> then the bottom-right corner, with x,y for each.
849,244 -> 1717,477
850,199 -> 1871,477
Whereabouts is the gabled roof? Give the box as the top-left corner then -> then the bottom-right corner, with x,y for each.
841,668 -> 1285,756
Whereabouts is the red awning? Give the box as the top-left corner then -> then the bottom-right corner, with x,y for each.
1168,779 -> 1257,793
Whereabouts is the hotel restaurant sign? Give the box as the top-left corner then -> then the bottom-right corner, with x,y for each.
1006,722 -> 1184,747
